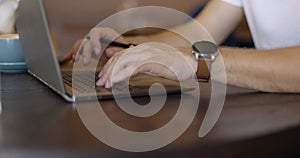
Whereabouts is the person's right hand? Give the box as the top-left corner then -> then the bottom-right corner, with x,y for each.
66,27 -> 128,64
96,43 -> 198,88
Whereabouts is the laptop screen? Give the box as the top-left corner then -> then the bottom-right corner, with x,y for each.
16,0 -> 66,94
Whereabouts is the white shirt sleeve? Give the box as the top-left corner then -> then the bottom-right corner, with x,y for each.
222,0 -> 242,7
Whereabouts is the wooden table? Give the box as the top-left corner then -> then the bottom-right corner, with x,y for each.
1,72 -> 300,157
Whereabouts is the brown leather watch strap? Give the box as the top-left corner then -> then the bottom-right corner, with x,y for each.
196,59 -> 211,82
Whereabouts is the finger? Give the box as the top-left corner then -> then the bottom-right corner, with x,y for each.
114,61 -> 178,82
72,39 -> 84,62
103,56 -> 149,88
97,49 -> 148,86
101,27 -> 125,42
96,49 -> 131,87
100,50 -> 131,81
110,64 -> 144,86
108,62 -> 162,88
104,46 -> 125,58
97,46 -> 150,87
89,28 -> 102,56
75,39 -> 88,62
82,41 -> 93,65
96,54 -> 117,86
97,71 -> 103,79
64,39 -> 83,62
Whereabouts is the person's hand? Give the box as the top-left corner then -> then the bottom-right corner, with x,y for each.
65,27 -> 128,64
96,42 -> 198,88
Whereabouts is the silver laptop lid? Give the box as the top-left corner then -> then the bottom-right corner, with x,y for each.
16,0 -> 66,95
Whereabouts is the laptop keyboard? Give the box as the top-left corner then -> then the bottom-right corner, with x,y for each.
62,71 -> 131,94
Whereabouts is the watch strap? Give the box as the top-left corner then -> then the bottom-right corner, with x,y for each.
196,59 -> 211,82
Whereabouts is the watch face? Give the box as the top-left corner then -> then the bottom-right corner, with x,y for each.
192,41 -> 218,60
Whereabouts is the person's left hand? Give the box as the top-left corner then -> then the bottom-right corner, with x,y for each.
96,42 -> 198,88
64,27 -> 127,64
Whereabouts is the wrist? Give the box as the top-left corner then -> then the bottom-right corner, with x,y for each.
177,47 -> 198,78
192,41 -> 219,82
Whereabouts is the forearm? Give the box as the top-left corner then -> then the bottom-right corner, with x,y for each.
126,0 -> 244,47
125,27 -> 192,48
125,18 -> 224,48
218,46 -> 300,93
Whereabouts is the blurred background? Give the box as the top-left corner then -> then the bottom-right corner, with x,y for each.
43,0 -> 252,56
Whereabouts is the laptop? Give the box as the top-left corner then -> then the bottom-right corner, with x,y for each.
16,0 -> 194,102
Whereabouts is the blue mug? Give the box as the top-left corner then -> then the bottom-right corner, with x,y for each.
0,34 -> 26,72
0,34 -> 25,62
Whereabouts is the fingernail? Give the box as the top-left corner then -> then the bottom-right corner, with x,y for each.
96,80 -> 101,86
105,81 -> 111,89
98,71 -> 103,77
94,48 -> 100,55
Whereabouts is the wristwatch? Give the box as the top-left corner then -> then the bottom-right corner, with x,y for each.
192,41 -> 218,82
